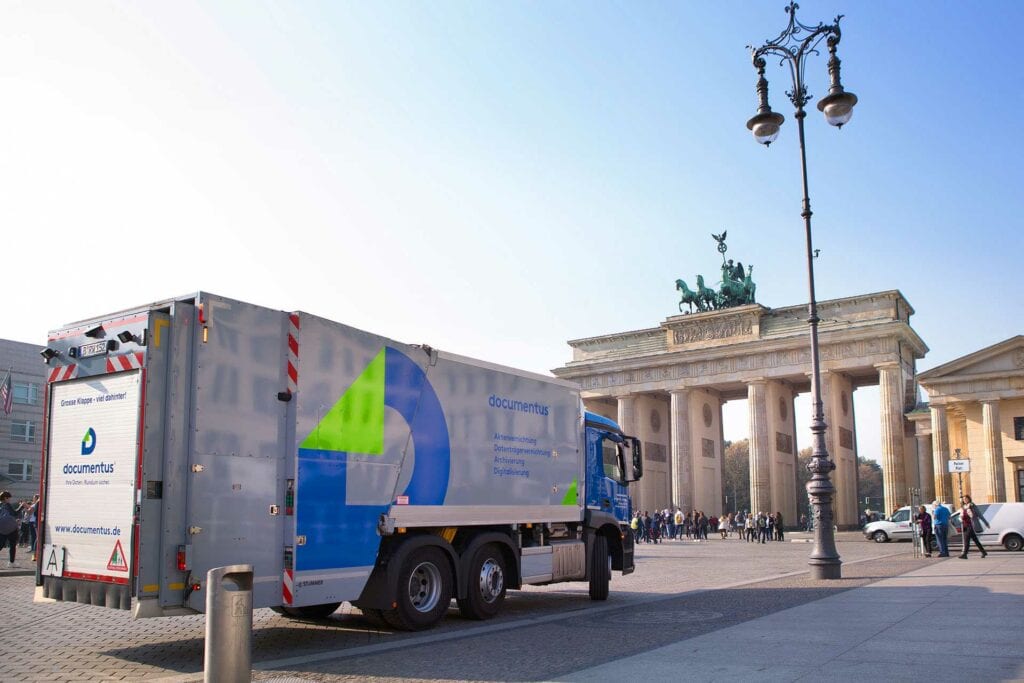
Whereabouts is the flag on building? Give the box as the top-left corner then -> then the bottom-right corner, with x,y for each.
1,368 -> 12,415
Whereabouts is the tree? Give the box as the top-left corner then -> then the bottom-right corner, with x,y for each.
857,456 -> 883,516
722,439 -> 750,513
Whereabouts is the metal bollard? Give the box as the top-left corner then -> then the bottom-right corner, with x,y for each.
204,564 -> 254,683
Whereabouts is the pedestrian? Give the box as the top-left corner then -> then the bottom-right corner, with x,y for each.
0,491 -> 26,568
932,500 -> 950,557
774,512 -> 784,541
757,512 -> 768,543
958,495 -> 989,559
916,504 -> 933,557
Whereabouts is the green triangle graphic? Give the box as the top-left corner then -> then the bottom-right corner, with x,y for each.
561,478 -> 578,506
300,348 -> 385,455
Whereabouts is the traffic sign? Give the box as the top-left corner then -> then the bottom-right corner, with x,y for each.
948,459 -> 971,473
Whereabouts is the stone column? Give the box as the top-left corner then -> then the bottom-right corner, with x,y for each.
877,362 -> 907,514
916,432 -> 935,503
930,404 -> 951,503
747,380 -> 771,514
617,395 -> 640,511
669,389 -> 693,510
982,400 -> 1005,502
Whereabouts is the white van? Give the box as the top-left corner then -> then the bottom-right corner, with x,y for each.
862,504 -> 953,544
950,502 -> 1024,552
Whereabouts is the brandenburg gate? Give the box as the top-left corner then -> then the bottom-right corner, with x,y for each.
553,290 -> 928,528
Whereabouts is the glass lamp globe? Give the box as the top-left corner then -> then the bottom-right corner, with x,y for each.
817,90 -> 858,128
746,110 -> 785,146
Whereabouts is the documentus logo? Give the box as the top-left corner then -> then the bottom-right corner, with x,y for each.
81,428 -> 97,456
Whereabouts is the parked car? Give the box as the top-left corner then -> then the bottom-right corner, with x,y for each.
862,504 -> 954,544
950,502 -> 1024,552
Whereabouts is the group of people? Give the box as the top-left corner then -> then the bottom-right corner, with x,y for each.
630,509 -> 786,544
0,491 -> 39,568
914,494 -> 989,559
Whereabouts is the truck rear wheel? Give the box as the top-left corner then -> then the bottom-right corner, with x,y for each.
383,546 -> 453,631
588,534 -> 610,601
280,602 -> 341,619
1004,533 -> 1023,552
457,543 -> 507,620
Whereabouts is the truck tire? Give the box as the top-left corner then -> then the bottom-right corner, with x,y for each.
457,543 -> 507,620
383,546 -> 453,631
280,602 -> 341,619
872,531 -> 888,543
588,534 -> 610,601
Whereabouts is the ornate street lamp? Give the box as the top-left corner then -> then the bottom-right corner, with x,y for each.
746,2 -> 858,580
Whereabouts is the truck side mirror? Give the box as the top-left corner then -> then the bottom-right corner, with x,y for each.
630,437 -> 642,481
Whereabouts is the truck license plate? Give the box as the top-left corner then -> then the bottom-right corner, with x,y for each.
79,341 -> 109,358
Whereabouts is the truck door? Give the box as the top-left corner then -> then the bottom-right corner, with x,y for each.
41,362 -> 144,608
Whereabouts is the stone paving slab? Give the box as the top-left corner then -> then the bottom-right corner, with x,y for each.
554,553 -> 1024,683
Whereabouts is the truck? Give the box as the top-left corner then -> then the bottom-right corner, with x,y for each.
33,292 -> 642,630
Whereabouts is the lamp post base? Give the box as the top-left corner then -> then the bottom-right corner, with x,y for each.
810,562 -> 842,580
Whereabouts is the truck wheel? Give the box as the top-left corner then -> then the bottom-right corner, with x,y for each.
457,543 -> 507,620
872,531 -> 888,544
280,602 -> 341,619
1004,534 -> 1023,552
383,546 -> 453,631
588,534 -> 610,601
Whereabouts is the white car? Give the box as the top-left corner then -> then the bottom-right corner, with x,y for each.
863,504 -> 953,544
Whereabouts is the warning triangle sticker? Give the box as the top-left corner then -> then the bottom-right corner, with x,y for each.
107,539 -> 128,572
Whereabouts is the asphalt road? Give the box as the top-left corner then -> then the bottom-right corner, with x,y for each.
0,532 -> 931,682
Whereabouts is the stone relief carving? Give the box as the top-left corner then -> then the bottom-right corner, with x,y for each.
775,431 -> 793,454
839,427 -> 854,450
1014,348 -> 1024,368
644,442 -> 667,463
702,403 -> 713,427
701,438 -> 716,458
650,409 -> 661,433
672,318 -> 753,345
778,397 -> 788,422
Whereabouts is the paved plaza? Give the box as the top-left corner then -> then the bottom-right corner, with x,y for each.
2,532 -> 1022,682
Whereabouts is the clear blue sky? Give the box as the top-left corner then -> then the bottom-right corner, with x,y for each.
2,2 -> 1022,461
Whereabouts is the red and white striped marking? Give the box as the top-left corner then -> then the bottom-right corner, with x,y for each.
47,364 -> 78,383
282,569 -> 294,605
286,313 -> 300,395
106,352 -> 145,373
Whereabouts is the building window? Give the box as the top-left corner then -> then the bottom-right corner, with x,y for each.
13,382 -> 40,405
6,460 -> 33,481
10,420 -> 35,443
1018,470 -> 1024,503
1015,417 -> 1024,440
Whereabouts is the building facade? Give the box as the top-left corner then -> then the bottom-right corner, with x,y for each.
553,291 -> 928,527
913,336 -> 1024,504
1,338 -> 46,500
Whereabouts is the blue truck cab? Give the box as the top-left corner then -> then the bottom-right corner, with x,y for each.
583,411 -> 642,573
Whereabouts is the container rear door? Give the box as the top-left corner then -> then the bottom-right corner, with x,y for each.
43,371 -> 142,587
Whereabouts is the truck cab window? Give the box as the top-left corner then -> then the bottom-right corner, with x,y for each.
601,439 -> 623,482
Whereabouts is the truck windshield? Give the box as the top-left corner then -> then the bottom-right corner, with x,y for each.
601,439 -> 624,482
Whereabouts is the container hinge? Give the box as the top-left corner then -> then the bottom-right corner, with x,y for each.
188,526 -> 203,536
191,464 -> 205,473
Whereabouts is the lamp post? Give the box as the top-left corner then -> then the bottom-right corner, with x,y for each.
746,2 -> 858,580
